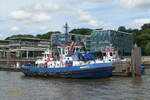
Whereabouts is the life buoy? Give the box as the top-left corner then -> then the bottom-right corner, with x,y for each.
65,61 -> 73,67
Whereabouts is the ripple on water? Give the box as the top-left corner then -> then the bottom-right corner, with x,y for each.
0,71 -> 150,100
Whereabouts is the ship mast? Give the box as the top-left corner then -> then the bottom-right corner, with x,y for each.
64,22 -> 69,34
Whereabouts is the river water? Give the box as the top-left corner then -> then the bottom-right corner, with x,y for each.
0,71 -> 150,100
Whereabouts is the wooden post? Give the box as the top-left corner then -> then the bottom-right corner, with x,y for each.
131,44 -> 141,77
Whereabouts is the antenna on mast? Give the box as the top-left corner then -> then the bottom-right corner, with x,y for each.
64,22 -> 69,34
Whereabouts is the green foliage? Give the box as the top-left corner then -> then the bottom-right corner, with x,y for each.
145,43 -> 150,55
141,23 -> 150,30
5,31 -> 60,40
118,26 -> 126,32
5,34 -> 34,40
140,28 -> 150,34
136,33 -> 150,55
69,28 -> 93,35
118,23 -> 150,55
135,24 -> 150,55
36,31 -> 60,39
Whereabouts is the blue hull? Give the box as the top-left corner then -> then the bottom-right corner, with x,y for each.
21,63 -> 115,78
72,70 -> 113,78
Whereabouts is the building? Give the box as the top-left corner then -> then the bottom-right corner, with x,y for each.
9,38 -> 50,58
89,30 -> 133,56
51,30 -> 133,56
51,33 -> 87,54
0,40 -> 9,58
0,38 -> 51,67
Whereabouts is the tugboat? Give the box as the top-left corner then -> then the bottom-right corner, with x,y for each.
20,24 -> 115,78
21,41 -> 116,78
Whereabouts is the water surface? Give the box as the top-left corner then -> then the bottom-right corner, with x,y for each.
0,71 -> 150,100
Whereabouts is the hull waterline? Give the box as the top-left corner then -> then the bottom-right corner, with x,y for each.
20,63 -> 115,78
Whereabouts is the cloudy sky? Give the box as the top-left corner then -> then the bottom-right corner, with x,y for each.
0,0 -> 150,39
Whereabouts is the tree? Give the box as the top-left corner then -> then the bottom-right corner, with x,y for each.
141,23 -> 150,30
118,26 -> 126,32
5,34 -> 35,40
36,31 -> 60,39
69,28 -> 93,35
136,33 -> 150,55
117,24 -> 150,55
140,28 -> 150,35
145,43 -> 150,55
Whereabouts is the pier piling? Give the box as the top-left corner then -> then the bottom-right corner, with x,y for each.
131,44 -> 141,77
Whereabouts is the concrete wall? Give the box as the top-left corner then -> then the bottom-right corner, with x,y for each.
114,56 -> 150,72
142,56 -> 150,62
125,56 -> 150,64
